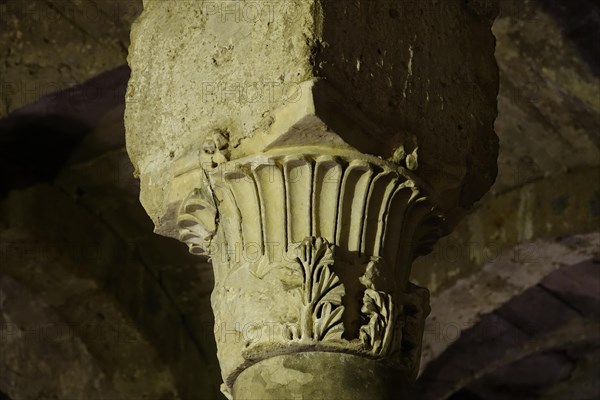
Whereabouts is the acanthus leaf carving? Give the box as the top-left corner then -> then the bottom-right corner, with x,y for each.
284,237 -> 345,343
358,258 -> 396,356
360,288 -> 394,355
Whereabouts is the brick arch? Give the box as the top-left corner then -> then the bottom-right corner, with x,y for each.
416,242 -> 600,399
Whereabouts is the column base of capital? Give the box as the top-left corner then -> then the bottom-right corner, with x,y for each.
229,351 -> 412,400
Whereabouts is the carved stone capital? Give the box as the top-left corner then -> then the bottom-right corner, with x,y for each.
175,146 -> 445,396
125,2 -> 499,398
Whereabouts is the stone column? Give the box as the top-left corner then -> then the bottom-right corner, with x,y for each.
125,1 -> 499,399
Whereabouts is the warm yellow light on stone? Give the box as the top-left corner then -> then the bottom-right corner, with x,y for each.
125,1 -> 499,398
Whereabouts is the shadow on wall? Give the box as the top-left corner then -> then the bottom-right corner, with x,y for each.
0,114 -> 91,197
0,65 -> 223,399
0,65 -> 131,197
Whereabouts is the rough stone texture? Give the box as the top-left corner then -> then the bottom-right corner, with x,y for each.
411,0 -> 600,295
125,0 -> 499,236
492,0 -> 600,195
0,0 -> 142,116
0,275 -> 119,399
314,1 -> 498,209
412,168 -> 600,293
0,190 -> 181,399
125,0 -> 316,232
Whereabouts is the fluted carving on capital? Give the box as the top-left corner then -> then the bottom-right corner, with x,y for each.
178,148 -> 445,265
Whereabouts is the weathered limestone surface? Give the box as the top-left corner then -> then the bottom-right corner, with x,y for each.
125,1 -> 499,399
126,0 -> 498,237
